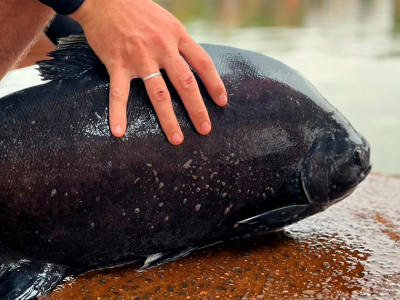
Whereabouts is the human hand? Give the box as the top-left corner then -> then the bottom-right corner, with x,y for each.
71,0 -> 227,145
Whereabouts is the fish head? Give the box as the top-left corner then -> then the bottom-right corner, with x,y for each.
301,129 -> 371,208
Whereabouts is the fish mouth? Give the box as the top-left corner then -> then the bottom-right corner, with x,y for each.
359,165 -> 372,183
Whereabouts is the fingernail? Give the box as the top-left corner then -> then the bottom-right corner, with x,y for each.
114,125 -> 123,136
171,132 -> 183,145
218,94 -> 227,106
201,122 -> 211,134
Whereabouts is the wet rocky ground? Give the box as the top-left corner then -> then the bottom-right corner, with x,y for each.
41,174 -> 400,300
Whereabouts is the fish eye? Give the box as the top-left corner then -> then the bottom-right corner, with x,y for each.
352,149 -> 363,166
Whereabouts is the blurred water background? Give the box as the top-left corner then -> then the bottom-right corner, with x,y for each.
156,0 -> 400,175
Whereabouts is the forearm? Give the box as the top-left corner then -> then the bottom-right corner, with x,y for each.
0,0 -> 54,80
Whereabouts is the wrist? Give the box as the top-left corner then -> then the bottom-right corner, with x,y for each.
38,0 -> 85,15
70,0 -> 94,24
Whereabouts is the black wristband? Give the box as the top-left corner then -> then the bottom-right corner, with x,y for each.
38,0 -> 86,15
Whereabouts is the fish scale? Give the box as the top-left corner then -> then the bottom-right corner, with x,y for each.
0,35 -> 371,300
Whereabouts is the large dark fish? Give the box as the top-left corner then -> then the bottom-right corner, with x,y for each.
0,36 -> 371,300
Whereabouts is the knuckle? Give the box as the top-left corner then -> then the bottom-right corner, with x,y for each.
191,107 -> 208,119
152,87 -> 170,102
172,20 -> 186,33
152,33 -> 171,50
110,88 -> 126,103
198,53 -> 213,71
179,73 -> 197,91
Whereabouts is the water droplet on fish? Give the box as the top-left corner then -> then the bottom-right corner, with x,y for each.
182,159 -> 193,169
225,203 -> 233,214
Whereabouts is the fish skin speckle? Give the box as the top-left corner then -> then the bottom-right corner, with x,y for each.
225,203 -> 233,214
0,39 -> 372,298
182,159 -> 193,169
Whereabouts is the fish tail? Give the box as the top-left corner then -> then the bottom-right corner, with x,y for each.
0,259 -> 69,300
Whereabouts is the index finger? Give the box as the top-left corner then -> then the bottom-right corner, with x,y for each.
179,36 -> 228,107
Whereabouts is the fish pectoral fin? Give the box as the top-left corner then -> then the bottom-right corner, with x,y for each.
138,246 -> 195,272
0,259 -> 69,300
238,204 -> 311,226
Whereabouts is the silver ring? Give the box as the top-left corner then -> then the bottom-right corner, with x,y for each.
143,72 -> 162,82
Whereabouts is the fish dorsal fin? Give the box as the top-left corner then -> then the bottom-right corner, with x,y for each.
37,34 -> 104,81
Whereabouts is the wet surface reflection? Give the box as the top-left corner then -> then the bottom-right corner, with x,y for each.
43,174 -> 400,299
